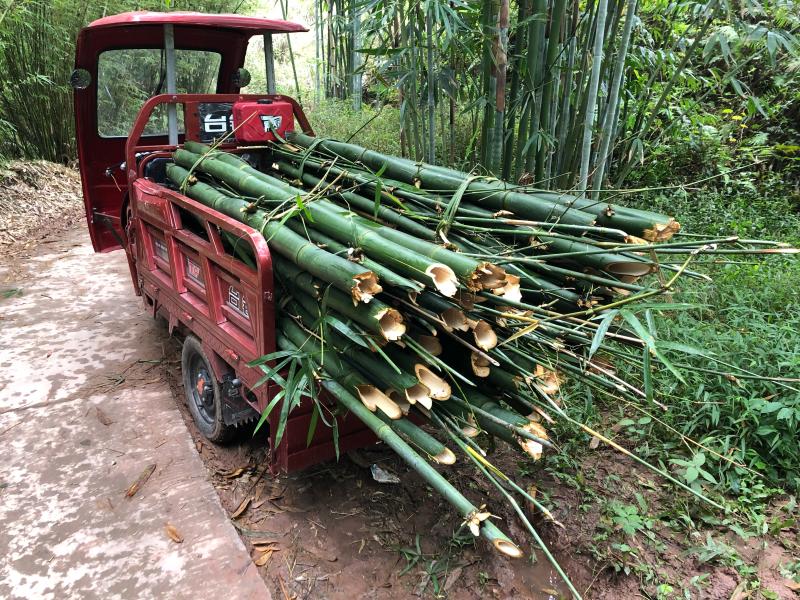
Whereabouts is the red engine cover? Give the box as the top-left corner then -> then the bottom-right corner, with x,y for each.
232,100 -> 294,142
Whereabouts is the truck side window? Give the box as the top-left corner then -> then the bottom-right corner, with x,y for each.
97,48 -> 222,137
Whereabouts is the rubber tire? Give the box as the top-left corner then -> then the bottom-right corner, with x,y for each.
181,336 -> 236,444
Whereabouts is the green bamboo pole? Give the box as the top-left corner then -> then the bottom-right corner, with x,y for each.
174,149 -> 468,294
274,258 -> 406,341
285,221 -> 424,292
592,0 -> 637,198
165,163 -> 382,304
489,0 -> 509,174
500,0 -> 528,182
274,160 -> 435,240
287,133 -> 598,227
577,0 -> 609,195
277,335 -> 523,557
285,296 -> 432,406
535,0 -> 568,181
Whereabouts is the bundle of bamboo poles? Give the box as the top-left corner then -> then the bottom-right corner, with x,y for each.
165,137 -> 795,599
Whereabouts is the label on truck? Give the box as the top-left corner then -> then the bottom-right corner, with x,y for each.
153,237 -> 168,261
184,256 -> 204,286
227,285 -> 250,319
197,102 -> 234,143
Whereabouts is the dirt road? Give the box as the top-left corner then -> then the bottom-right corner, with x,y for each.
0,223 -> 570,600
0,226 -> 270,599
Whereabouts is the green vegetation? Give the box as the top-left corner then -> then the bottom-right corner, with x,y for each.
0,0 -> 249,162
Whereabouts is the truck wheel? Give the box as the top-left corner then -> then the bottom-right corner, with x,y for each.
181,336 -> 236,443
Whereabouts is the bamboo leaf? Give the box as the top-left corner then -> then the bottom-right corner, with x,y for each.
306,402 -> 321,447
619,310 -> 655,349
588,310 -> 618,359
273,361 -> 299,447
652,346 -> 687,386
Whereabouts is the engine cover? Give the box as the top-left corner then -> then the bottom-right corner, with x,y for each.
231,100 -> 294,142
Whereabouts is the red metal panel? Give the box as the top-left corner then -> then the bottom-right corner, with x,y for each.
232,100 -> 295,142
131,176 -> 378,472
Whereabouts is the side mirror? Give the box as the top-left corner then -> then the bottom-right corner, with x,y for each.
70,68 -> 92,90
232,68 -> 251,88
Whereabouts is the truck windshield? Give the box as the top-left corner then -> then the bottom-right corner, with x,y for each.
97,48 -> 221,137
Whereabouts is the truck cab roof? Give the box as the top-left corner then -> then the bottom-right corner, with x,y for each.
85,11 -> 307,34
73,12 -> 306,253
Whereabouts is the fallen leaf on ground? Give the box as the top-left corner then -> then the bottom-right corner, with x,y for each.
125,463 -> 156,498
165,523 -> 183,543
95,407 -> 113,426
231,496 -> 252,519
786,579 -> 800,591
443,566 -> 463,592
253,543 -> 279,552
223,467 -> 247,479
729,581 -> 748,600
254,549 -> 273,566
251,497 -> 270,510
251,538 -> 280,546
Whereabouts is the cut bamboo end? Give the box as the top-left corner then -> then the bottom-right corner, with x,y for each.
471,263 -> 507,291
644,219 -> 681,242
376,308 -> 406,341
605,261 -> 654,277
493,539 -> 524,558
351,272 -> 382,304
385,388 -> 411,415
404,383 -> 433,409
461,413 -> 480,438
426,263 -> 458,297
520,439 -> 544,460
455,290 -> 477,310
535,365 -> 561,395
526,421 -> 549,440
473,321 -> 498,351
625,234 -> 648,245
434,447 -> 457,465
493,274 -> 522,303
357,385 -> 402,419
519,422 -> 548,460
416,334 -> 442,357
441,307 -> 470,332
471,352 -> 491,378
414,365 -> 451,400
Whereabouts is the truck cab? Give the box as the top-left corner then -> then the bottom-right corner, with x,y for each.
72,11 -> 311,254
72,12 -> 373,472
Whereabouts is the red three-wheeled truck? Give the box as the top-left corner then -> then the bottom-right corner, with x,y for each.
73,12 -> 375,472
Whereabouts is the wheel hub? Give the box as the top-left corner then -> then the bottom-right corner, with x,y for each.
190,361 -> 216,425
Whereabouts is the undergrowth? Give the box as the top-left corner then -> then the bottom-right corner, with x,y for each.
308,97 -> 800,502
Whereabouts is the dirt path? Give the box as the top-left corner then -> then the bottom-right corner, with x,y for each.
0,221 -> 570,599
0,226 -> 269,599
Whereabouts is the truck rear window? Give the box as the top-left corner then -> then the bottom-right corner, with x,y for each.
97,48 -> 221,137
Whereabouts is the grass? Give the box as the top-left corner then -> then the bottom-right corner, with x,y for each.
308,98 -> 800,597
305,99 -> 404,157
305,97 -> 800,499
622,185 -> 800,493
